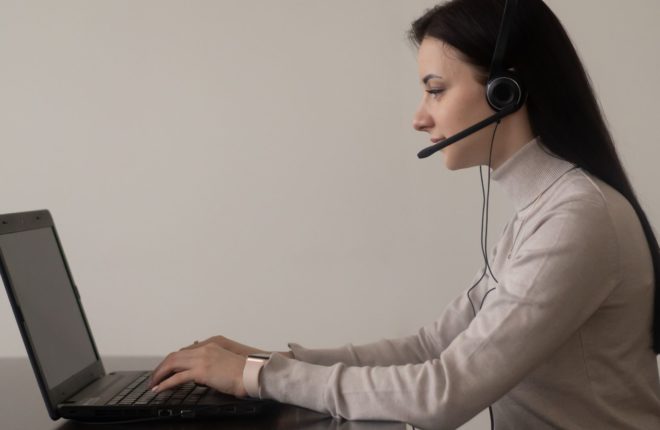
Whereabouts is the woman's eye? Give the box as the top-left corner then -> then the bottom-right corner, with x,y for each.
426,89 -> 445,98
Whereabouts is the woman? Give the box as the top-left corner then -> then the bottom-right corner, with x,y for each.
148,0 -> 660,428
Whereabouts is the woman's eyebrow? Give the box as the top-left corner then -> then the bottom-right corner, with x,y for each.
422,74 -> 443,85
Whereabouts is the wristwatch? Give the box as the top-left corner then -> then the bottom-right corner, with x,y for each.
243,353 -> 272,398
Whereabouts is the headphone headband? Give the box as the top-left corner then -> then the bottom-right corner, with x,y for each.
488,0 -> 518,81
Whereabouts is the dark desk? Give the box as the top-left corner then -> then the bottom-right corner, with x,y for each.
0,357 -> 406,430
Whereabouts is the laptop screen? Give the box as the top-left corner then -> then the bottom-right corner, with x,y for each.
0,227 -> 97,389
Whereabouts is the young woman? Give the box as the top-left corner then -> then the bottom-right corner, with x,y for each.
148,0 -> 660,428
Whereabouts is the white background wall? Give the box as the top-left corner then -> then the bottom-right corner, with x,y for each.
0,1 -> 658,428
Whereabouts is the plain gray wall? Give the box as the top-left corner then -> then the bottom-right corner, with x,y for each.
1,1 -> 658,428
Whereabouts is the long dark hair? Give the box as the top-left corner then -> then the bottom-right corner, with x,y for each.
409,0 -> 660,354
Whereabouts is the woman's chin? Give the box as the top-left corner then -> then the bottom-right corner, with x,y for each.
442,154 -> 463,171
442,155 -> 474,171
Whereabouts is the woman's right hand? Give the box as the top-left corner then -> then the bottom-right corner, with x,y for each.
180,335 -> 293,359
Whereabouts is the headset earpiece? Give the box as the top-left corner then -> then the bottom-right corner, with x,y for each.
486,70 -> 526,112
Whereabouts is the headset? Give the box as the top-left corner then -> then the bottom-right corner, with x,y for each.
417,0 -> 526,159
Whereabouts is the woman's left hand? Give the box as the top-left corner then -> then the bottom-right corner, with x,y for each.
148,343 -> 248,398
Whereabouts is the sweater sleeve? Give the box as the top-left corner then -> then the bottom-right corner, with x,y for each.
259,197 -> 620,429
287,230 -> 510,367
288,266 -> 488,367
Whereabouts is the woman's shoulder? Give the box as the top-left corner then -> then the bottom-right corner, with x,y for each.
534,167 -> 643,247
540,167 -> 631,216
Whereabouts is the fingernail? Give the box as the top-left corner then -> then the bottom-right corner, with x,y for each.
152,386 -> 159,393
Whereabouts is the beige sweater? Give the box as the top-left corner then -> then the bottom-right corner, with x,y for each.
258,138 -> 660,429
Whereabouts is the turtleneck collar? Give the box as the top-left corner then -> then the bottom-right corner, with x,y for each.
491,137 -> 578,212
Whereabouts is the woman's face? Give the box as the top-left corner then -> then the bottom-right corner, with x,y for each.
412,37 -> 498,170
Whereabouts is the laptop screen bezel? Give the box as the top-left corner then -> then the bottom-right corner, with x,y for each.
0,210 -> 105,420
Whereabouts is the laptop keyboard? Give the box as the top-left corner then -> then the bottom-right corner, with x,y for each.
106,372 -> 208,407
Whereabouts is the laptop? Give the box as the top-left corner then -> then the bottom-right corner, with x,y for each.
0,209 -> 276,422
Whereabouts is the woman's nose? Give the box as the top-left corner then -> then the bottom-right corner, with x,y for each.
412,105 -> 433,132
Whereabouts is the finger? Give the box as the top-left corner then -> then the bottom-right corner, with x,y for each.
149,352 -> 195,388
148,356 -> 170,387
150,355 -> 192,388
149,352 -> 178,386
152,370 -> 195,394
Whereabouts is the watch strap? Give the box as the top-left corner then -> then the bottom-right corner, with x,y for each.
243,353 -> 272,398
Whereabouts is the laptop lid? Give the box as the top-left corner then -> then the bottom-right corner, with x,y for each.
0,210 -> 105,420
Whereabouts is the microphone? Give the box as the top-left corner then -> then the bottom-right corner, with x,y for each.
417,103 -> 518,159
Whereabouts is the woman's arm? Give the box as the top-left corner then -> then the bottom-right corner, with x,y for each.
284,234 -> 507,368
258,197 -> 620,429
284,275 -> 486,367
